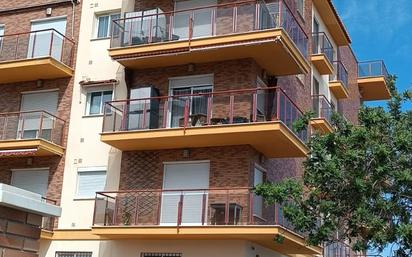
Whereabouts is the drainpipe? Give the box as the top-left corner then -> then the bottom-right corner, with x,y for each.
71,0 -> 79,39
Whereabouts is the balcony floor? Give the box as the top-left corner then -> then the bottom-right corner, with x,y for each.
310,54 -> 333,75
109,29 -> 310,76
310,118 -> 333,134
0,57 -> 73,84
358,76 -> 391,101
90,226 -> 321,256
329,81 -> 349,99
101,122 -> 308,158
0,139 -> 64,158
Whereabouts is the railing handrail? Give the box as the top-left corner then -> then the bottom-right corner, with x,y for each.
41,196 -> 58,205
311,94 -> 333,108
96,187 -> 253,196
112,0 -> 308,40
0,28 -> 75,45
105,86 -> 305,115
0,110 -> 65,123
311,32 -> 333,49
358,60 -> 388,78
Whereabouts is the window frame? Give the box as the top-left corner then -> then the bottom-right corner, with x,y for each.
0,25 -> 5,48
75,167 -> 107,200
95,12 -> 121,39
85,89 -> 113,116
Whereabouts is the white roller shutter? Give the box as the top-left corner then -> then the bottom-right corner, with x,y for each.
161,162 -> 210,225
11,169 -> 49,197
29,18 -> 67,59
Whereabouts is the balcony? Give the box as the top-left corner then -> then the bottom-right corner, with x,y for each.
329,61 -> 349,99
310,95 -> 334,133
108,0 -> 309,76
101,87 -> 308,158
312,0 -> 351,46
311,32 -> 334,75
358,60 -> 391,101
92,188 -> 321,255
0,29 -> 74,84
0,111 -> 65,157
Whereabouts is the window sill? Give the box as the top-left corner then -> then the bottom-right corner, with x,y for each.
90,37 -> 110,42
82,114 -> 104,118
73,197 -> 95,201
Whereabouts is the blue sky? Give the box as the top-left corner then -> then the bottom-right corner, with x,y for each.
334,0 -> 412,110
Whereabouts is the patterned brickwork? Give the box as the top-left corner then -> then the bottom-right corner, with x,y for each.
0,1 -> 82,214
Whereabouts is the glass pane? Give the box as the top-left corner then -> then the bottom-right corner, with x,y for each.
192,87 -> 211,117
173,11 -> 190,40
171,88 -> 191,127
192,8 -> 213,37
89,92 -> 102,115
98,16 -> 109,38
110,14 -> 121,37
101,91 -> 113,113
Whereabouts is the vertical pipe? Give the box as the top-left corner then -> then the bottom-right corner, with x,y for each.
14,34 -> 19,60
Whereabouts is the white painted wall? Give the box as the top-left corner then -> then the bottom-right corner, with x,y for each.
57,0 -> 125,230
311,5 -> 339,108
41,240 -> 287,257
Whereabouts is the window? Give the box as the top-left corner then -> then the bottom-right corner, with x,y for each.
96,13 -> 120,38
86,90 -> 113,115
296,0 -> 304,16
76,168 -> 106,199
56,252 -> 92,257
141,253 -> 182,257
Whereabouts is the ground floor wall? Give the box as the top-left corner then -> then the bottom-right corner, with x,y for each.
40,239 -> 287,257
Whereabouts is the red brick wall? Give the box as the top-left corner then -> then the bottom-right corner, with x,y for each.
0,1 -> 82,211
338,46 -> 361,124
0,206 -> 42,257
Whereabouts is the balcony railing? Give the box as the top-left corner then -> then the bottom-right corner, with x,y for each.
330,61 -> 348,88
93,188 -> 302,235
312,32 -> 334,64
41,197 -> 57,231
0,110 -> 65,145
111,0 -> 308,58
102,87 -> 307,143
358,60 -> 388,79
0,29 -> 75,67
312,94 -> 334,125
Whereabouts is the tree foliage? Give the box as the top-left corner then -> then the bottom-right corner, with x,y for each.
255,76 -> 412,256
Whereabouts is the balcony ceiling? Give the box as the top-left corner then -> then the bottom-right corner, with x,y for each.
312,0 -> 351,46
0,57 -> 73,84
0,139 -> 64,158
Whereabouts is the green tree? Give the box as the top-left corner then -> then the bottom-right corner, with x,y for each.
255,76 -> 412,256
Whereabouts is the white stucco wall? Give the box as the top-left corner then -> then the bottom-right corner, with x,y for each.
311,4 -> 339,108
57,0 -> 125,230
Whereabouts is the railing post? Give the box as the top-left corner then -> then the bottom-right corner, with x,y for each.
201,191 -> 206,225
38,112 -> 44,139
177,193 -> 184,228
184,98 -> 190,129
31,32 -> 37,58
49,30 -> 54,57
148,15 -> 153,43
278,0 -> 283,28
121,102 -> 128,131
206,95 -> 212,125
225,190 -> 230,225
104,195 -> 109,226
112,196 -> 118,225
60,34 -> 66,63
229,95 -> 234,124
19,113 -> 25,139
129,18 -> 133,46
134,195 -> 139,225
249,191 -> 254,224
255,2 -> 260,30
233,5 -> 238,33
14,34 -> 20,60
92,193 -> 98,226
252,92 -> 257,122
163,99 -> 169,128
142,100 -> 148,129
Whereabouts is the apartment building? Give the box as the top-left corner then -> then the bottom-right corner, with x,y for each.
0,0 -> 81,256
0,0 -> 391,257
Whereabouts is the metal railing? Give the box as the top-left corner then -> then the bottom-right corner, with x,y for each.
93,187 -> 303,236
0,110 -> 65,145
358,60 -> 388,79
0,29 -> 75,67
102,87 -> 307,142
41,197 -> 57,231
330,61 -> 349,89
323,241 -> 382,257
312,32 -> 334,65
312,94 -> 334,125
110,0 -> 308,58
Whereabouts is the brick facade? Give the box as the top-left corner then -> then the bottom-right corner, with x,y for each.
0,1 -> 82,209
0,206 -> 43,257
